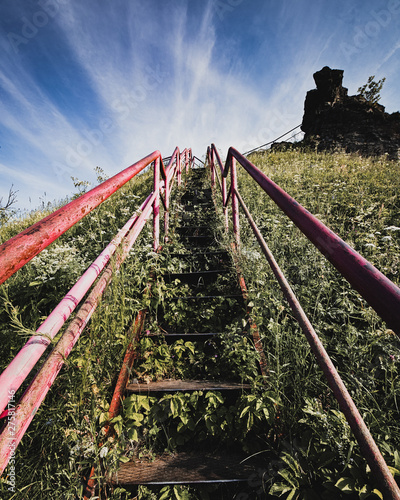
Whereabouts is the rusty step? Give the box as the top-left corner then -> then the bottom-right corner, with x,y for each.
180,235 -> 214,245
146,332 -> 222,343
126,379 -> 251,393
168,250 -> 229,258
176,225 -> 211,234
163,269 -> 229,284
108,452 -> 260,485
168,294 -> 243,301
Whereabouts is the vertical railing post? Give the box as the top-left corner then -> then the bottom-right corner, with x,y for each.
164,170 -> 170,243
153,157 -> 160,250
210,149 -> 215,189
231,156 -> 240,248
221,158 -> 228,232
186,149 -> 191,173
178,152 -> 182,186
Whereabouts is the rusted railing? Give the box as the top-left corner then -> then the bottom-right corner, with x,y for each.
0,147 -> 192,475
207,144 -> 400,499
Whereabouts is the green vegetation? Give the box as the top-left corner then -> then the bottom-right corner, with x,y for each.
357,75 -> 386,106
0,148 -> 399,499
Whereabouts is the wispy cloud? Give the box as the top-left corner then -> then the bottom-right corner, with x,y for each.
1,0 -> 399,211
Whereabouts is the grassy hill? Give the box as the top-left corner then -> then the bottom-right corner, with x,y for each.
0,149 -> 399,499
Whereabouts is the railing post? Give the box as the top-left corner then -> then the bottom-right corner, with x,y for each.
164,171 -> 170,243
210,149 -> 215,189
221,159 -> 228,232
231,156 -> 240,248
178,153 -> 182,186
153,157 -> 160,250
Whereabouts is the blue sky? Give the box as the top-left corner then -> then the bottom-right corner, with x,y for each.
1,0 -> 400,211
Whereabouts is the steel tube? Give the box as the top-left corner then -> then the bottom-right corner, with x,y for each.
210,145 -> 228,230
234,188 -> 400,499
230,157 -> 240,247
224,147 -> 400,335
0,191 -> 155,474
0,151 -> 161,286
0,195 -> 152,416
153,158 -> 160,251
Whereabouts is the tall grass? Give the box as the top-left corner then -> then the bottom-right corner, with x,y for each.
224,149 -> 400,497
0,168 -> 159,499
0,149 -> 399,499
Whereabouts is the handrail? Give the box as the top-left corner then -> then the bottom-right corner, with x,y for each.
0,147 -> 192,475
212,144 -> 400,335
207,144 -> 400,499
0,149 -> 171,286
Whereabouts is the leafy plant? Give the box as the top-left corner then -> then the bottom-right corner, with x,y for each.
357,75 -> 386,106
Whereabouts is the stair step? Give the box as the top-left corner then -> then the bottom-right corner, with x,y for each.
146,332 -> 222,343
168,294 -> 243,301
163,270 -> 229,284
177,225 -> 210,232
181,235 -> 214,243
109,452 -> 259,485
168,250 -> 229,258
126,379 -> 251,393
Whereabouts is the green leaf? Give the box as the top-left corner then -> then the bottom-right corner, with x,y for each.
334,477 -> 356,492
287,489 -> 298,500
159,487 -> 171,500
371,489 -> 383,499
388,466 -> 400,477
240,406 -> 250,419
394,449 -> 400,470
269,482 -> 291,495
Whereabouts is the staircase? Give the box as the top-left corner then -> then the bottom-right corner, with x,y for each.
108,167 -> 267,497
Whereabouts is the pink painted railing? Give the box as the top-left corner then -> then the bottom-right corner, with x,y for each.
207,144 -> 400,499
0,147 -> 192,474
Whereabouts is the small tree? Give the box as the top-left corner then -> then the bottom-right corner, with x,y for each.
357,75 -> 386,106
0,185 -> 18,225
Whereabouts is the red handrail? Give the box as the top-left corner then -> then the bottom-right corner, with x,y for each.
0,147 -> 192,475
211,144 -> 400,335
208,144 -> 400,499
0,150 -> 169,286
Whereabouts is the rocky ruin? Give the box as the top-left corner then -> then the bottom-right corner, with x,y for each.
299,66 -> 400,159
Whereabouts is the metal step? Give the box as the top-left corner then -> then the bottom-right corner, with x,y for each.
163,270 -> 229,284
168,294 -> 243,301
180,235 -> 214,245
109,452 -> 260,485
146,332 -> 222,343
168,250 -> 229,258
126,379 -> 251,393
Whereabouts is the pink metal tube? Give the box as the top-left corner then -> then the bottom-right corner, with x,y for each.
0,191 -> 155,474
210,145 -> 228,230
0,150 -> 161,286
0,195 -> 152,417
230,157 -> 240,248
153,158 -> 160,251
224,147 -> 400,335
234,188 -> 400,499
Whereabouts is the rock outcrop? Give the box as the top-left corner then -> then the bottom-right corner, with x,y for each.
300,66 -> 400,159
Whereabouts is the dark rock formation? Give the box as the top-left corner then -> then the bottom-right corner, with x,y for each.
300,66 -> 400,159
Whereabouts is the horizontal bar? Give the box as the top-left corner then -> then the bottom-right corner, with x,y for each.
223,146 -> 400,335
0,150 -> 162,286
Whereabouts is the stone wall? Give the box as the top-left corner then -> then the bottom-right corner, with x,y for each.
300,66 -> 400,159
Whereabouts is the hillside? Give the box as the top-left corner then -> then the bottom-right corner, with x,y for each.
1,149 -> 400,499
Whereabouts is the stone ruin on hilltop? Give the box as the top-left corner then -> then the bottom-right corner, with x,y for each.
299,66 -> 400,159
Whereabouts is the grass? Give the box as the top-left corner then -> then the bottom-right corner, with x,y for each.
0,148 -> 399,499
222,148 -> 400,498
